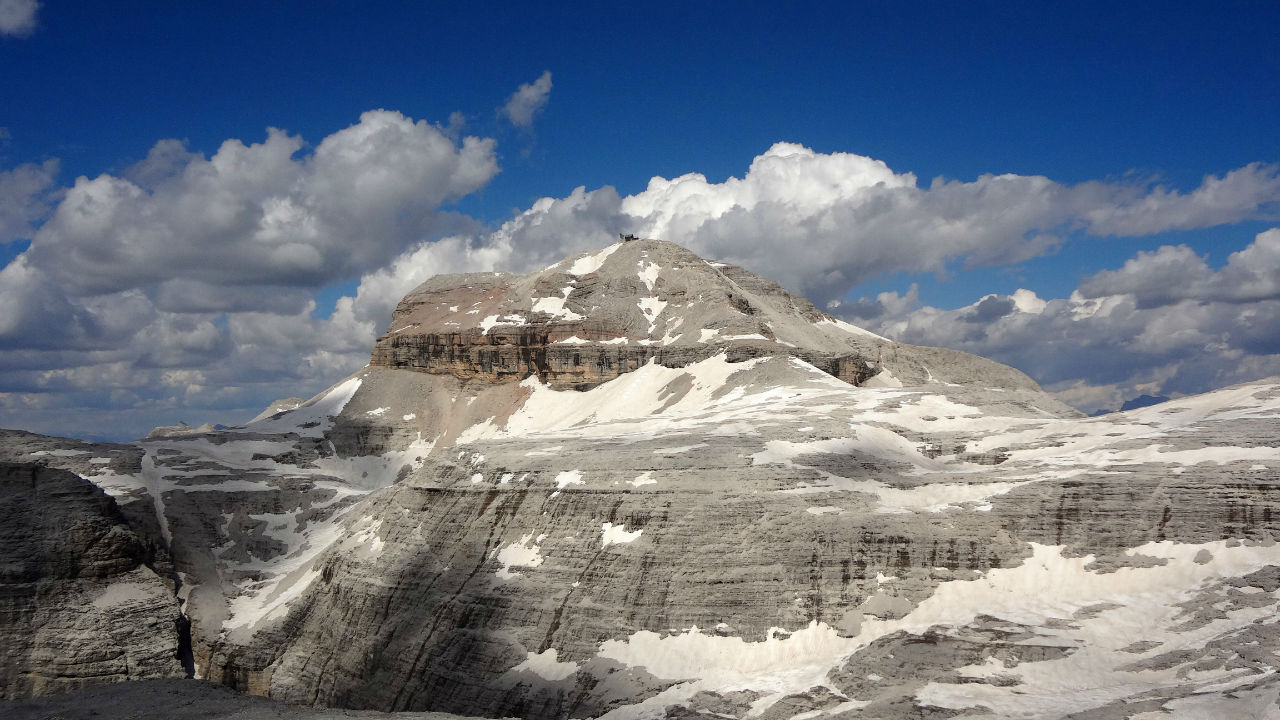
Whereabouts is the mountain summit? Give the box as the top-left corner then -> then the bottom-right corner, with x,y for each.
370,237 -> 1063,402
3,239 -> 1280,719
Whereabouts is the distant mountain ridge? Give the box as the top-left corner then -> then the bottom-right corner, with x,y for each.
1120,394 -> 1170,411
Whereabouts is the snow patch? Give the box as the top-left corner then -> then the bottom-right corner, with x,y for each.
628,472 -> 657,487
512,648 -> 579,681
753,436 -> 1033,512
596,540 -> 1280,718
532,289 -> 584,321
602,522 -> 643,547
816,317 -> 887,341
249,374 -> 363,437
861,368 -> 903,388
568,243 -> 621,275
637,296 -> 667,334
555,470 -> 584,489
638,261 -> 661,291
479,314 -> 526,334
496,533 -> 545,580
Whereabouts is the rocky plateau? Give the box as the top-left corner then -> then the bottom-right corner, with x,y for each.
3,238 -> 1280,720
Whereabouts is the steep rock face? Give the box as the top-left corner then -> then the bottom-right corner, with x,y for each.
0,462 -> 186,698
0,677 -> 476,720
211,364 -> 1280,719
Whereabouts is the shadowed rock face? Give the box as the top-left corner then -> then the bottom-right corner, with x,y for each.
0,463 -> 186,699
3,240 -> 1280,719
0,678 -> 473,720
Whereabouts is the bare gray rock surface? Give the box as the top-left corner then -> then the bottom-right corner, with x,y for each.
0,462 -> 186,699
369,239 -> 1065,408
0,678 -> 483,720
2,239 -> 1279,719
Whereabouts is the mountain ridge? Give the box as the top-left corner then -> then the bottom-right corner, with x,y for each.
369,237 -> 1065,407
1,239 -> 1278,719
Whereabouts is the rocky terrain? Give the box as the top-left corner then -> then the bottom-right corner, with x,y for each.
3,238 -> 1280,719
0,678 -> 478,720
0,462 -> 186,698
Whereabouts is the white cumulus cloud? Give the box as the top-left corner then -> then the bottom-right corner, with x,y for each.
0,0 -> 38,36
1079,229 -> 1280,307
0,159 -> 58,243
0,110 -> 502,440
397,142 -> 1280,313
841,229 -> 1280,413
4,137 -> 1279,438
501,70 -> 553,127
23,110 -> 497,300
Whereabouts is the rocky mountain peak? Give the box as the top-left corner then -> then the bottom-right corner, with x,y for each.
370,238 -> 1042,394
4,235 -> 1280,719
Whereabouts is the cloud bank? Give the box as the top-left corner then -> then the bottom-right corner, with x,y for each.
0,110 -> 498,438
0,159 -> 57,242
339,143 -> 1278,413
842,229 -> 1280,413
2,128 -> 1278,438
367,144 -> 1276,316
0,0 -> 38,37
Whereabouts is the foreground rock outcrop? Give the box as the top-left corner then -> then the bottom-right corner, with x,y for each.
0,678 -> 472,720
2,238 -> 1280,719
0,462 -> 186,699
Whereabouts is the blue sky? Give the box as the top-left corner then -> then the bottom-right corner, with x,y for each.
1,1 -> 1278,439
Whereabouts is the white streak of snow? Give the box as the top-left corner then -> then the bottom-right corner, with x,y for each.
601,522 -> 643,547
568,243 -> 621,275
511,648 -> 578,681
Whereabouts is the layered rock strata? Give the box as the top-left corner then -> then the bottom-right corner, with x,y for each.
215,368 -> 1280,719
0,462 -> 186,698
2,239 -> 1279,720
368,239 -> 1015,392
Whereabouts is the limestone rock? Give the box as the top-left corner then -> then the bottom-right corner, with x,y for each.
146,422 -> 225,439
2,239 -> 1279,720
0,677 -> 480,719
0,462 -> 186,699
369,239 -> 1050,400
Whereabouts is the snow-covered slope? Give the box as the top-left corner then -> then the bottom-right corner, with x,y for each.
2,239 -> 1279,719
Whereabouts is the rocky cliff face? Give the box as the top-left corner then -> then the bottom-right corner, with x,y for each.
214,362 -> 1280,720
0,462 -> 186,699
368,239 -> 1030,393
3,239 -> 1280,719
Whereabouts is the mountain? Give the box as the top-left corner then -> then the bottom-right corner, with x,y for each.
2,238 -> 1280,719
1119,394 -> 1171,412
0,461 -> 186,698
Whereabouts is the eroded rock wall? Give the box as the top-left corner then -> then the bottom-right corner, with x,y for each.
371,330 -> 876,390
0,462 -> 186,699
